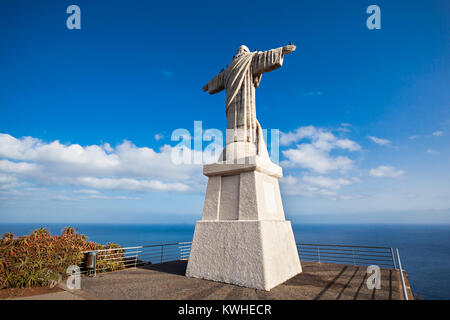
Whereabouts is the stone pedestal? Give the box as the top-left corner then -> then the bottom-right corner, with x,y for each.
185,155 -> 302,291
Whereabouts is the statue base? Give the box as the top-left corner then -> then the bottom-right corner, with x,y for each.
185,156 -> 302,291
186,220 -> 301,290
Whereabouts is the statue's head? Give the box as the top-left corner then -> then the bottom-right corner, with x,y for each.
237,45 -> 250,55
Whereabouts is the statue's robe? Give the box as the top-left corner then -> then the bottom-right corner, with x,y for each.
206,47 -> 284,153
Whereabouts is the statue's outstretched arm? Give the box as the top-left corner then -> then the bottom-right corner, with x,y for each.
282,44 -> 296,55
203,70 -> 225,94
253,44 -> 295,76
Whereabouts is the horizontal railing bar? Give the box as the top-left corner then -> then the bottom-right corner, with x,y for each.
97,257 -> 137,263
297,246 -> 391,256
96,255 -> 139,260
142,248 -> 180,252
137,253 -> 178,259
297,243 -> 392,250
297,249 -> 390,257
94,262 -> 137,270
298,253 -> 393,262
299,260 -> 395,268
142,245 -> 184,250
141,249 -> 181,255
300,257 -> 394,267
146,247 -> 181,253
298,252 -> 392,259
297,245 -> 390,252
139,254 -> 181,261
137,251 -> 164,255
297,248 -> 392,254
142,242 -> 179,248
82,246 -> 142,253
97,249 -> 142,255
97,249 -> 141,254
297,250 -> 393,259
96,260 -> 136,267
97,252 -> 142,259
139,251 -> 179,257
298,253 -> 393,263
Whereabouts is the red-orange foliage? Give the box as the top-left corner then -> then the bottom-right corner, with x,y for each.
0,227 -> 106,288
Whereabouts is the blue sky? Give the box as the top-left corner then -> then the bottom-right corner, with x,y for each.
0,0 -> 449,224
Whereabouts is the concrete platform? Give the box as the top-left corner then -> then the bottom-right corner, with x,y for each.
14,291 -> 85,300
71,260 -> 404,300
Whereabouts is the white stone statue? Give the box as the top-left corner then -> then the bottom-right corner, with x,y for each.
186,44 -> 302,291
203,44 -> 296,160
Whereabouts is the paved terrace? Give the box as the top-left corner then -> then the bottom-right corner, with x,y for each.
54,260 -> 410,300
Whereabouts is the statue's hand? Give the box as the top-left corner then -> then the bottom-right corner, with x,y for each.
203,84 -> 208,92
282,44 -> 296,55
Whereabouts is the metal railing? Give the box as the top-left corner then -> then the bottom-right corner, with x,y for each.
296,243 -> 397,269
79,241 -> 399,273
77,241 -> 409,300
78,242 -> 191,275
396,248 -> 409,300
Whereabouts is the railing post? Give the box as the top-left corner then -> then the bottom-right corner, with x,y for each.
134,247 -> 138,268
318,247 -> 321,264
160,245 -> 164,264
396,248 -> 409,300
352,248 -> 356,266
390,247 -> 397,269
94,250 -> 97,277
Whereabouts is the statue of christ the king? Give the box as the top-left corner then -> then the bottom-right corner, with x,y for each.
186,44 -> 302,290
203,44 -> 296,160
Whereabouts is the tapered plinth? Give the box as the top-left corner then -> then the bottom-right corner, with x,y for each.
185,156 -> 302,291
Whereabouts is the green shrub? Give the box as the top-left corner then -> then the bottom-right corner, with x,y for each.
0,227 -> 122,289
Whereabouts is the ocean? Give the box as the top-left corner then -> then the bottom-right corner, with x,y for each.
0,223 -> 449,300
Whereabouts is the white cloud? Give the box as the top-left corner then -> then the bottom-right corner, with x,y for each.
76,177 -> 189,192
368,136 -> 391,146
369,165 -> 404,178
102,143 -> 113,153
334,139 -> 360,151
280,126 -> 360,150
280,126 -> 360,174
0,174 -> 21,189
280,174 -> 359,200
432,131 -> 444,137
74,189 -> 100,195
0,134 -> 120,169
280,126 -> 317,146
0,160 -> 36,173
154,133 -> 164,141
0,133 -> 203,194
336,123 -> 352,133
409,135 -> 419,141
336,127 -> 351,133
282,144 -> 354,173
